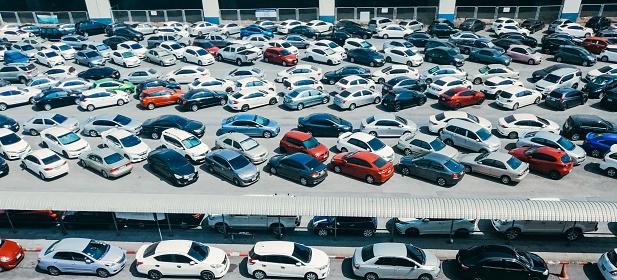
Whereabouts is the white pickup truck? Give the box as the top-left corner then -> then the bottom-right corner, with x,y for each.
216,44 -> 261,66
206,214 -> 301,235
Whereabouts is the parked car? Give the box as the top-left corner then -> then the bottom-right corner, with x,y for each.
496,113 -> 560,139
586,16 -> 612,32
337,132 -> 395,162
312,216 -> 377,236
78,88 -> 129,112
23,113 -> 79,136
360,114 -> 417,137
77,66 -> 120,80
425,76 -> 472,98
352,243 -> 441,280
382,89 -> 427,112
0,127 -> 31,160
246,241 -> 330,280
177,89 -> 227,112
283,88 -> 329,111
405,32 -> 431,47
82,113 -> 141,136
398,152 -> 465,186
459,19 -> 485,32
268,152 -> 328,186
37,238 -> 126,277
425,47 -> 465,66
564,114 -> 617,141
419,65 -> 467,84
495,86 -> 542,110
78,148 -> 132,178
396,132 -> 459,158
515,131 -> 586,165
460,152 -> 529,184
139,86 -> 185,110
456,245 -> 549,280
333,87 -> 381,111
145,48 -> 176,66
428,111 -> 492,134
214,132 -> 269,164
32,88 -> 80,111
0,63 -> 38,83
600,89 -> 617,110
159,128 -> 210,164
20,149 -> 69,179
322,65 -> 371,85
544,88 -> 587,110
228,88 -> 278,112
330,151 -> 394,184
554,45 -> 596,66
147,148 -> 198,186
204,148 -> 260,186
142,114 -> 205,139
438,87 -> 485,110
395,218 -> 475,236
124,69 -> 160,84
305,46 -> 342,65
439,119 -> 501,153
264,47 -> 298,66
297,113 -> 353,137
534,67 -> 582,97
101,128 -> 150,162
509,146 -> 573,179
220,114 -> 279,138
427,24 -> 459,38
0,86 -> 39,110
279,130 -> 329,162
555,23 -> 594,38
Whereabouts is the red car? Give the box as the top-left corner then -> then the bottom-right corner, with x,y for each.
581,36 -> 610,54
438,87 -> 485,110
329,151 -> 394,184
0,210 -> 58,227
263,47 -> 298,66
508,146 -> 573,179
139,86 -> 185,110
0,239 -> 25,271
279,131 -> 329,162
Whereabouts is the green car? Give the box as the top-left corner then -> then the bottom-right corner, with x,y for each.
92,78 -> 135,93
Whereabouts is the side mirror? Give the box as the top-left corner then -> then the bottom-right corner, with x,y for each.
422,218 -> 429,223
296,262 -> 302,267
190,261 -> 196,265
85,259 -> 92,264
476,139 -> 481,142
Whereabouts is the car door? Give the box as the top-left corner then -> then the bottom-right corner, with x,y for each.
489,159 -> 508,178
344,157 -> 364,178
278,255 -> 304,277
392,257 -> 419,279
210,155 -> 231,179
171,254 -> 196,275
71,252 -> 95,273
152,254 -> 179,275
372,257 -> 396,278
43,133 -> 62,154
409,159 -> 429,179
458,90 -> 476,106
482,260 -> 510,280
51,251 -> 77,272
284,137 -> 303,154
86,154 -> 104,170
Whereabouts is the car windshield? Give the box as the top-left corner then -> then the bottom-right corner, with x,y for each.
592,76 -> 612,85
0,133 -> 21,145
499,90 -> 513,98
428,66 -> 439,74
359,41 -> 372,48
367,137 -> 386,151
187,242 -> 209,262
45,52 -> 59,58
406,244 -> 426,265
434,79 -> 447,86
96,44 -> 109,50
292,243 -> 312,263
57,132 -> 81,145
506,156 -> 523,169
196,49 -> 208,56
446,49 -> 458,56
240,137 -> 259,151
254,115 -> 269,126
302,137 -> 320,149
526,48 -> 536,54
169,44 -> 182,50
82,240 -> 110,260
57,45 -> 71,51
430,138 -> 446,151
129,43 -> 142,49
557,136 -> 576,151
478,66 -> 490,74
119,135 -> 141,147
103,153 -> 124,165
121,51 -> 135,58
280,49 -> 291,55
85,51 -> 99,58
543,74 -> 561,83
51,114 -> 68,124
338,90 -> 352,97
476,128 -> 492,141
229,154 -> 250,170
41,154 -> 62,165
403,49 -> 417,56
22,45 -> 35,51
373,157 -> 388,168
182,136 -> 202,149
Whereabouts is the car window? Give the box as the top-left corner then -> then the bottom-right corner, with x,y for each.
154,254 -> 174,262
374,257 -> 395,266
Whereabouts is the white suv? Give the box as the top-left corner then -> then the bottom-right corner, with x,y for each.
160,128 -> 210,164
0,128 -> 32,160
247,241 -> 330,280
534,68 -> 582,97
600,145 -> 617,178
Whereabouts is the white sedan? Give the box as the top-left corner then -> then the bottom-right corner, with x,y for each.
399,19 -> 424,31
101,128 -> 150,162
117,41 -> 147,58
313,40 -> 346,58
337,132 -> 395,162
275,64 -> 322,82
227,89 -> 278,111
376,24 -> 411,39
34,50 -> 65,67
26,76 -> 58,89
449,31 -> 481,41
245,34 -> 269,47
55,78 -> 92,91
0,128 -> 31,160
371,65 -> 419,84
20,149 -> 69,180
478,76 -> 524,98
78,88 -> 130,111
188,21 -> 220,36
218,23 -> 242,35
497,113 -> 560,139
495,25 -> 530,36
157,27 -> 190,37
40,65 -> 76,79
182,46 -> 215,66
277,20 -> 304,34
0,86 -> 40,110
110,50 -> 141,68
0,29 -> 31,42
426,76 -> 472,97
159,41 -> 185,58
235,77 -> 276,92
491,17 -> 518,31
495,86 -> 543,110
334,75 -> 376,93
163,66 -> 210,83
189,77 -> 236,93
306,20 -> 333,33
428,111 -> 492,134
39,127 -> 91,159
305,46 -> 343,65
50,43 -> 76,59
586,64 -> 617,81
343,38 -> 376,51
383,47 -> 423,66
555,23 -> 594,37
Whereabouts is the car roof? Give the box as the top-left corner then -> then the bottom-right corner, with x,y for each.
154,240 -> 192,254
349,151 -> 381,161
234,114 -> 257,121
253,241 -> 294,255
421,152 -> 452,164
371,243 -> 408,257
89,148 -> 118,158
447,119 -> 484,131
211,148 -> 243,160
531,131 -> 561,140
220,132 -> 250,142
349,132 -> 375,141
286,75 -> 314,82
506,113 -> 537,122
284,130 -> 311,140
485,152 -> 513,162
237,76 -> 261,83
437,76 -> 460,82
370,113 -> 397,122
464,245 -> 518,261
569,114 -> 603,122
29,148 -> 57,159
163,127 -> 192,138
53,238 -> 91,252
550,67 -> 579,75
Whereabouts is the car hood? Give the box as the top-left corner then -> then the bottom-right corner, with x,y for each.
568,145 -> 586,158
437,145 -> 459,159
534,79 -> 557,89
59,118 -> 80,130
308,144 -> 329,157
4,139 -> 30,153
186,143 -> 210,155
268,154 -> 285,166
277,69 -> 290,77
483,135 -> 501,149
529,252 -> 548,272
0,239 -> 22,257
171,162 -> 196,176
584,81 -> 611,92
181,120 -> 205,132
205,246 -> 227,264
477,117 -> 493,130
99,245 -> 125,264
62,139 -> 89,151
307,248 -> 329,268
372,144 -> 394,160
422,249 -> 440,268
245,144 -> 268,158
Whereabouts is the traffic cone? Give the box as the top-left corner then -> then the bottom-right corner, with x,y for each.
558,263 -> 569,280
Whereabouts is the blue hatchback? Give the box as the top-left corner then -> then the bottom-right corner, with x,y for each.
220,114 -> 280,138
240,25 -> 274,39
582,132 -> 617,157
4,51 -> 28,64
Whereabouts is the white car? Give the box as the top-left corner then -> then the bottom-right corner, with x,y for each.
585,64 -> 617,82
478,76 -> 524,98
182,46 -> 215,66
40,65 -> 75,79
0,86 -> 40,110
84,43 -> 112,59
26,76 -> 58,89
399,19 -> 424,31
428,111 -> 492,134
218,23 -> 242,35
0,29 -> 31,42
426,76 -> 472,97
419,65 -> 467,84
157,27 -> 190,37
495,86 -> 543,110
305,46 -> 343,65
396,132 -> 459,158
497,113 -> 560,139
555,23 -> 594,38
0,128 -> 31,160
282,76 -> 324,94
20,149 -> 69,179
262,40 -> 299,55
313,40 -> 345,58
101,128 -> 150,162
276,64 -> 322,82
49,43 -> 76,59
245,34 -> 269,47
235,77 -> 276,92
598,248 -> 617,280
188,77 -> 236,93
371,65 -> 419,84
599,45 -> 617,63
131,23 -> 158,34
228,40 -> 263,58
224,67 -> 265,81
334,75 -> 376,93
188,21 -> 220,36
162,21 -> 188,30
40,127 -> 91,159
78,88 -> 130,111
55,78 -> 92,91
449,31 -> 481,41
383,47 -> 423,66
117,41 -> 147,58
136,240 -> 229,280
159,41 -> 185,59
160,128 -> 209,163
600,145 -> 617,177
333,87 -> 381,110
110,50 -> 141,68
491,17 -> 518,31
306,20 -> 333,33
277,20 -> 304,34
337,132 -> 395,162
343,38 -> 376,51
163,66 -> 210,83
246,241 -> 329,280
495,25 -> 530,36
376,24 -> 411,39
34,50 -> 65,67
227,88 -> 278,112
382,40 -> 419,53
352,243 -> 441,280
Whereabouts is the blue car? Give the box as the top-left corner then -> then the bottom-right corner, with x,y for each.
4,51 -> 28,64
220,114 -> 280,138
240,25 -> 274,39
582,132 -> 617,157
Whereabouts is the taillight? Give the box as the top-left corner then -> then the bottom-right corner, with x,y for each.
354,264 -> 360,269
437,87 -> 442,91
110,167 -> 119,173
309,172 -> 320,178
341,87 -> 346,91
248,258 -> 256,265
44,167 -> 53,171
289,87 -> 293,90
452,173 -> 459,179
469,219 -> 476,224
183,100 -> 187,104
500,124 -> 508,128
193,214 -> 202,219
361,125 -> 366,129
461,264 -> 469,271
611,270 -> 617,276
136,261 -> 143,266
342,99 -> 347,103
560,97 -> 564,102
233,100 -> 238,104
317,73 -> 321,75
110,74 -> 114,77
125,162 -> 132,167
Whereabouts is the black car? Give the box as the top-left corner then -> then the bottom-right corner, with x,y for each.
425,47 -> 465,66
382,89 -> 427,111
427,24 -> 459,38
39,27 -> 73,41
61,211 -> 125,229
75,20 -> 108,36
316,30 -> 351,46
142,114 -> 205,139
0,114 -> 19,132
122,213 -> 204,229
322,65 -> 371,85
178,89 -> 227,111
582,74 -> 617,98
136,79 -> 181,98
597,29 -> 617,38
347,48 -> 385,67
0,210 -> 58,227
425,39 -> 460,53
531,64 -> 578,81
335,20 -> 361,30
104,23 -> 130,36
311,216 -> 377,237
0,156 -> 8,177
455,38 -> 502,55
398,152 -> 465,186
32,88 -> 80,111
382,77 -> 427,94
541,32 -> 575,44
405,32 -> 431,47
554,45 -> 596,66
545,88 -> 588,110
103,36 -> 129,50
339,25 -> 372,39
600,89 -> 617,110
541,38 -> 576,54
147,148 -> 198,186
289,26 -> 320,39
77,66 -> 120,80
521,18 -> 545,33
113,28 -> 144,41
457,245 -> 548,280
563,115 -> 617,141
586,16 -> 612,32
459,19 -> 485,32
491,38 -> 524,50
268,153 -> 328,186
431,18 -> 455,28
498,33 -> 538,47
297,113 -> 353,137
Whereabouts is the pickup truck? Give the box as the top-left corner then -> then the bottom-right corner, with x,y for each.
216,44 -> 260,66
206,214 -> 301,235
453,38 -> 505,55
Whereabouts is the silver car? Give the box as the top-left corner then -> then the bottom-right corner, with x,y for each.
282,34 -> 313,49
468,64 -> 520,85
203,148 -> 260,186
11,42 -> 38,59
396,132 -> 459,158
37,238 -> 127,277
395,218 -> 475,236
598,249 -> 617,279
460,152 -> 529,184
123,69 -> 160,84
439,119 -> 501,153
23,113 -> 79,136
74,50 -> 105,67
25,75 -> 58,89
84,43 -> 112,59
419,65 -> 467,84
82,113 -> 142,137
55,77 -> 93,91
78,148 -> 133,178
515,130 -> 586,165
283,88 -> 330,110
145,48 -> 177,66
60,34 -> 94,49
214,132 -> 269,164
131,23 -> 158,35
352,243 -> 441,280
224,67 -> 266,81
360,114 -> 417,137
334,87 -> 382,111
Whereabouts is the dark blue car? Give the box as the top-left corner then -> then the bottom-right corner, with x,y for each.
240,25 -> 274,39
582,133 -> 617,157
4,51 -> 28,64
311,216 -> 378,237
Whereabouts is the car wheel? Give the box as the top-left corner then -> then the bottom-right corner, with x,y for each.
241,104 -> 249,112
350,57 -> 355,63
146,103 -> 155,110
151,132 -> 160,140
253,270 -> 266,280
601,56 -> 609,62
425,78 -> 432,84
426,57 -> 433,63
333,165 -> 342,173
512,103 -> 519,110
43,103 -> 52,111
472,274 -> 486,280
47,266 -> 61,276
464,165 -> 472,173
369,61 -> 375,67
528,59 -> 535,65
373,97 -> 381,104
297,103 -> 304,110
452,103 -> 461,110
0,103 -> 7,111
365,272 -> 379,280
362,34 -> 368,39
340,147 -> 348,153
570,133 -> 580,141
30,129 -> 39,136
363,229 -> 374,237
233,178 -> 241,186
401,166 -> 410,176
84,103 -> 95,111
96,268 -> 110,278
89,130 -> 98,137
505,228 -> 521,240
236,59 -> 243,66
506,131 -> 519,139
305,272 -> 318,280
148,270 -> 163,279
418,274 -> 433,280
317,228 -> 329,236
418,98 -> 426,106
606,167 -> 617,177
582,60 -> 590,67
565,228 -> 582,240
393,104 -> 401,111
368,131 -> 377,137
436,177 -> 446,186
477,98 -> 484,105
500,175 -> 511,184
549,170 -> 562,180
378,78 -> 385,84
263,131 -> 272,138
29,97 -> 35,104
454,228 -> 470,237
300,177 -> 308,186
348,103 -> 357,111
62,151 -> 69,158
556,56 -> 563,62
365,175 -> 375,184
39,171 -> 46,180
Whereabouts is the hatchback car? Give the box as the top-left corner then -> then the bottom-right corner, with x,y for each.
0,238 -> 25,271
101,128 -> 150,162
263,47 -> 298,66
220,114 -> 279,138
425,47 -> 465,66
460,152 -> 529,184
247,241 -> 330,280
330,151 -> 394,184
438,88 -> 485,110
456,245 -> 548,280
515,131 -> 586,165
382,89 -> 427,112
147,148 -> 198,186
398,152 -> 465,186
563,114 -> 617,141
440,119 -> 501,153
37,238 -> 126,277
160,128 -> 210,164
352,243 -> 441,280
142,114 -> 205,139
397,132 -> 459,158
495,86 -> 542,110
78,148 -> 132,178
204,148 -> 260,186
297,113 -> 353,137
544,88 -> 587,110
280,131 -> 329,162
214,132 -> 269,164
139,87 -> 185,110
509,146 -> 573,179
268,152 -> 328,186
555,45 -> 596,66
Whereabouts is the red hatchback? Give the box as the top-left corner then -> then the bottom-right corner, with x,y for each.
508,146 -> 574,179
438,87 -> 485,110
0,239 -> 25,271
330,151 -> 394,184
263,47 -> 298,66
279,131 -> 329,162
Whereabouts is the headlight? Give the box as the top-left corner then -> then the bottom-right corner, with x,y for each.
317,264 -> 328,270
0,256 -> 11,262
543,270 -> 549,276
174,174 -> 183,179
239,174 -> 252,180
105,262 -> 117,267
211,264 -> 223,269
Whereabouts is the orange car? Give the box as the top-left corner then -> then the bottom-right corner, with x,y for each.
581,36 -> 611,54
139,86 -> 185,110
438,87 -> 485,110
329,151 -> 394,184
279,130 -> 329,162
263,47 -> 298,66
0,238 -> 25,271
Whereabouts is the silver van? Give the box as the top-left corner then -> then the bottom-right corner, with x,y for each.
534,67 -> 582,97
439,119 -> 501,153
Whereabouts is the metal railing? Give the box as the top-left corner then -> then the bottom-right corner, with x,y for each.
219,8 -> 318,22
335,7 -> 438,24
0,11 -> 88,24
110,9 -> 203,23
455,5 -> 562,24
580,4 -> 617,18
